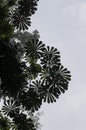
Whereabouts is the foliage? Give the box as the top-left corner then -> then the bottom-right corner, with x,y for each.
0,0 -> 71,130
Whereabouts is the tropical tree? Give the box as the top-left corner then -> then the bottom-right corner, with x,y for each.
0,0 -> 71,130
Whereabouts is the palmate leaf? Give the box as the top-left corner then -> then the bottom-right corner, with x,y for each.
13,113 -> 36,130
48,65 -> 71,96
2,99 -> 20,116
0,113 -> 11,130
54,65 -> 71,84
18,0 -> 38,16
10,9 -> 31,30
41,46 -> 60,69
38,65 -> 71,103
25,39 -> 45,60
10,122 -> 18,130
40,68 -> 52,84
37,83 -> 66,103
19,89 -> 42,112
44,92 -> 57,103
41,87 -> 58,103
36,84 -> 59,103
30,80 -> 42,94
0,113 -> 18,130
9,0 -> 39,30
30,80 -> 58,103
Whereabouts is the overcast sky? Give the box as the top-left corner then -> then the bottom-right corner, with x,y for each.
29,0 -> 86,130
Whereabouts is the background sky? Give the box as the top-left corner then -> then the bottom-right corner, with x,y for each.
29,0 -> 86,130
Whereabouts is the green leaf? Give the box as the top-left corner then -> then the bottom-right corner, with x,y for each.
41,46 -> 60,69
25,39 -> 45,59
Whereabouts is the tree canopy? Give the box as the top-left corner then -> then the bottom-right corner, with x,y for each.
0,0 -> 71,130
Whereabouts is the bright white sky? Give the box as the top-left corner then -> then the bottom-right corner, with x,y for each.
29,0 -> 86,130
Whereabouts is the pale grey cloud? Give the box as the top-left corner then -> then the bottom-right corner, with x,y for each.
79,3 -> 86,25
30,1 -> 86,52
30,0 -> 86,130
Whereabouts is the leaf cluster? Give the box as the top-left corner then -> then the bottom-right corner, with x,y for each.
9,0 -> 39,30
0,0 -> 71,130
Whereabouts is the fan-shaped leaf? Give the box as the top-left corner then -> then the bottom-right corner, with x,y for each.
41,46 -> 60,69
2,99 -> 20,116
25,39 -> 45,59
